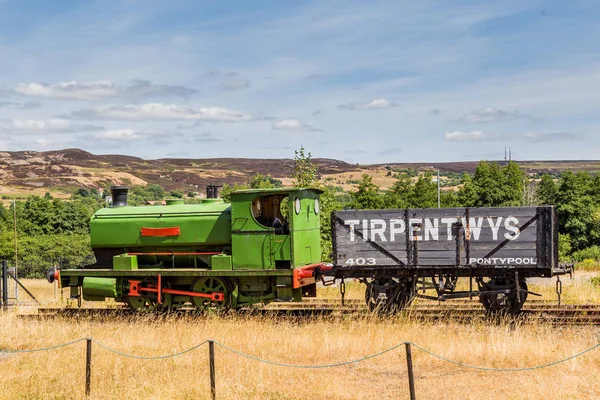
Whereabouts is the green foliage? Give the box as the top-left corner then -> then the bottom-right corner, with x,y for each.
16,234 -> 95,278
555,172 -> 600,251
293,146 -> 318,188
572,245 -> 600,262
558,233 -> 572,261
410,174 -> 437,208
383,173 -> 443,209
128,184 -> 167,205
75,188 -> 90,197
169,190 -> 184,198
220,183 -> 248,203
351,174 -> 383,209
382,175 -> 411,209
187,191 -> 196,198
457,173 -> 478,207
461,161 -> 525,207
318,186 -> 340,261
249,173 -> 279,189
440,190 -> 461,207
0,194 -> 101,277
536,174 -> 557,205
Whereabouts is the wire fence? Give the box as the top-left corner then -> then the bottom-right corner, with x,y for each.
1,337 -> 598,399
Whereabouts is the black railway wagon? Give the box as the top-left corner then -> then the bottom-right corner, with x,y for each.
330,206 -> 570,314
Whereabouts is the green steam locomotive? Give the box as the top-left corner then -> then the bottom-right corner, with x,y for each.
48,186 -> 324,311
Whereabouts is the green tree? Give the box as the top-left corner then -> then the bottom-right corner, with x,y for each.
249,173 -> 276,189
409,174 -> 437,208
293,146 -> 318,188
440,190 -> 461,207
147,184 -> 166,200
503,161 -> 525,206
220,183 -> 248,203
556,171 -> 599,251
457,161 -> 525,207
169,190 -> 184,198
292,146 -> 339,261
351,174 -> 383,209
457,173 -> 478,207
382,174 -> 411,209
536,174 -> 557,205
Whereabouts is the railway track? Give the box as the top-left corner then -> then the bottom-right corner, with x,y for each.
17,298 -> 600,325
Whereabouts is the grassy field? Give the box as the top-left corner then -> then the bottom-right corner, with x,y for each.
2,274 -> 600,399
0,311 -> 599,399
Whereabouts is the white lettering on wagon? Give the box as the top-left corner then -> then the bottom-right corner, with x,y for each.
469,257 -> 537,265
343,216 -> 524,242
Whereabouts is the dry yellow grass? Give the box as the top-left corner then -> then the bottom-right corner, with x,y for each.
1,311 -> 599,399
2,276 -> 600,399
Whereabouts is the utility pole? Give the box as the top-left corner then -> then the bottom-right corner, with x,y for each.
437,169 -> 440,208
13,200 -> 17,299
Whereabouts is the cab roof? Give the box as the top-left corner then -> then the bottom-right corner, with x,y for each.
231,187 -> 323,195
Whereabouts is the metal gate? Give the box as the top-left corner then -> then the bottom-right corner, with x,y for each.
0,260 -> 44,308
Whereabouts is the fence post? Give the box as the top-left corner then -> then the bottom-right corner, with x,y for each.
85,338 -> 92,397
405,343 -> 416,400
209,340 -> 216,400
2,260 -> 8,309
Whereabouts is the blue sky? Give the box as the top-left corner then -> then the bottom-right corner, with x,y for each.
0,0 -> 599,163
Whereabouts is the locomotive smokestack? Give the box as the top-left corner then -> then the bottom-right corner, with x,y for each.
206,184 -> 221,199
111,186 -> 129,207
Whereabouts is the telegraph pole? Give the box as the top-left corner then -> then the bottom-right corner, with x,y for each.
437,169 -> 440,208
13,200 -> 17,299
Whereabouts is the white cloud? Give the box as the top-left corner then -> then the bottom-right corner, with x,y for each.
194,132 -> 221,143
460,107 -> 530,123
13,80 -> 196,101
444,131 -> 501,141
91,129 -> 169,141
272,119 -> 320,131
522,132 -> 583,142
66,103 -> 256,122
219,72 -> 250,90
445,131 -> 582,142
0,101 -> 41,109
177,121 -> 203,129
0,118 -> 102,134
339,98 -> 397,110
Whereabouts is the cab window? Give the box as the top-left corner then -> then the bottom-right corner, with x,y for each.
251,195 -> 289,234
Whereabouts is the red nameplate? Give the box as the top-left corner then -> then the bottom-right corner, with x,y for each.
141,227 -> 181,237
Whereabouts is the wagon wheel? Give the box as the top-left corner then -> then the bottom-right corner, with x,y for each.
479,277 -> 528,315
190,277 -> 232,311
124,293 -> 172,312
365,278 -> 415,313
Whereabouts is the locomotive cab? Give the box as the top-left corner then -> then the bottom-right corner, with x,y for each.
230,188 -> 322,270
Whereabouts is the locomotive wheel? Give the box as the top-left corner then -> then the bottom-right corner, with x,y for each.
190,277 -> 232,311
365,278 -> 415,313
479,278 -> 528,315
125,293 -> 172,312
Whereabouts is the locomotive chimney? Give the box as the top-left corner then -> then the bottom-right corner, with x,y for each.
111,186 -> 129,207
206,184 -> 221,199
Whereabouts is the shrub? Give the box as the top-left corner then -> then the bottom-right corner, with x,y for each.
572,246 -> 600,262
